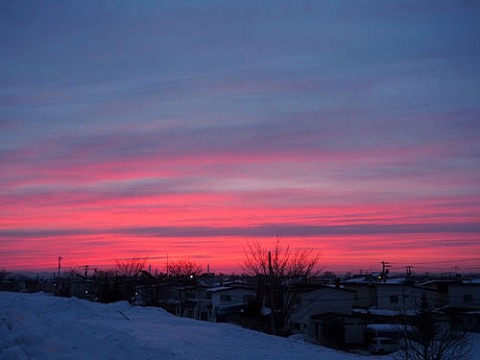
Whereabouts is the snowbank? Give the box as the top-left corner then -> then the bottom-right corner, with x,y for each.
1,292 -> 368,360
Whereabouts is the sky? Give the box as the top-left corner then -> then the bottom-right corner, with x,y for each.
1,1 -> 479,275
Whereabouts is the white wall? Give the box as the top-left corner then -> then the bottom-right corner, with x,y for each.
376,285 -> 438,310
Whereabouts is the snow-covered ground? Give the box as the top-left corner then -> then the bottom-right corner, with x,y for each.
2,292 -> 478,360
0,292 -> 373,360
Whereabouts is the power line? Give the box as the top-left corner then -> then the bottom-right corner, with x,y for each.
393,258 -> 480,266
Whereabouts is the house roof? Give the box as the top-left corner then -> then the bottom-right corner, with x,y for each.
342,277 -> 367,283
206,285 -> 255,293
352,308 -> 417,317
366,323 -> 415,332
459,279 -> 480,285
418,279 -> 457,287
288,284 -> 354,294
206,286 -> 231,292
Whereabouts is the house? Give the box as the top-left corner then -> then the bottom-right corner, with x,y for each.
419,279 -> 455,307
312,312 -> 367,348
134,282 -> 174,307
175,284 -> 212,320
375,283 -> 440,311
342,282 -> 438,312
205,284 -> 257,322
448,282 -> 480,310
70,277 -> 96,300
0,279 -> 26,292
446,281 -> 480,332
53,273 -> 96,299
133,271 -> 164,306
287,285 -> 354,338
342,283 -> 377,309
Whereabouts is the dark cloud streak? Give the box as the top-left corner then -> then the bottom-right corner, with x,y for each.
1,222 -> 479,240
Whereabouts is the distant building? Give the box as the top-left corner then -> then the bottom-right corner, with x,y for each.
287,285 -> 354,338
206,284 -> 257,322
447,281 -> 480,332
374,283 -> 440,311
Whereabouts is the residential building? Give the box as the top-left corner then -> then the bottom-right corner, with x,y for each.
287,285 -> 354,338
206,285 -> 257,322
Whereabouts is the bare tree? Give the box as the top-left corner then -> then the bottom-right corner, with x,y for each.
115,256 -> 147,278
242,238 -> 321,334
114,257 -> 148,303
401,294 -> 471,360
167,260 -> 202,279
242,238 -> 320,281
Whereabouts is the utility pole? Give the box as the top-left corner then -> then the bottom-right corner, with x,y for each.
166,254 -> 169,278
57,256 -> 63,278
380,261 -> 391,282
83,265 -> 89,278
402,286 -> 409,360
70,270 -> 74,297
406,266 -> 413,277
268,251 -> 277,335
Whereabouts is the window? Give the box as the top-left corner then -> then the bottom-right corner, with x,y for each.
463,294 -> 473,303
220,294 -> 232,302
390,295 -> 399,303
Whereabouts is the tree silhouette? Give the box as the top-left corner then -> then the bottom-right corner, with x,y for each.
401,294 -> 471,360
242,238 -> 321,334
167,260 -> 202,280
115,257 -> 147,278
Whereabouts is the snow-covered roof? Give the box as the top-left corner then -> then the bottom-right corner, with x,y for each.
462,279 -> 480,284
206,286 -> 232,292
206,285 -> 255,292
342,277 -> 367,283
367,324 -> 402,331
383,278 -> 407,284
352,308 -> 417,317
366,324 -> 415,332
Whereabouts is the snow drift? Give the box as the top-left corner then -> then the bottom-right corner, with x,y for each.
1,292 -> 369,360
